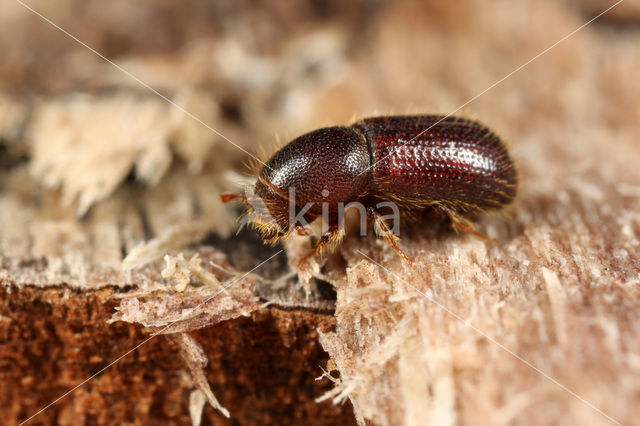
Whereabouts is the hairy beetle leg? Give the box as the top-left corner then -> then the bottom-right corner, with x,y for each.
445,210 -> 498,244
368,208 -> 413,264
297,224 -> 345,269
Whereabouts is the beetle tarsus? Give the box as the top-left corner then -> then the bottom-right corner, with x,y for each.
447,211 -> 498,244
296,224 -> 345,269
295,225 -> 313,237
368,208 -> 413,263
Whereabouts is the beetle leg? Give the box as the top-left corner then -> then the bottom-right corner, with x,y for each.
367,207 -> 412,264
295,224 -> 313,236
297,224 -> 345,269
442,208 -> 498,243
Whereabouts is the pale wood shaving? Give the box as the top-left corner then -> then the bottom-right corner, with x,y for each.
167,332 -> 230,418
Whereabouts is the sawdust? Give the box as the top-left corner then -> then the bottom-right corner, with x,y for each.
28,92 -> 222,216
167,332 -> 230,420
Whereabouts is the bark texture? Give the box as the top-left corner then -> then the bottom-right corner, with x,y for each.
0,285 -> 354,426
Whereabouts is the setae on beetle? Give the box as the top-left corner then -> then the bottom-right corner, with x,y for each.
221,115 -> 517,264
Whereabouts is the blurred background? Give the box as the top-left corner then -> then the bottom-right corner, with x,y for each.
2,0 -> 639,216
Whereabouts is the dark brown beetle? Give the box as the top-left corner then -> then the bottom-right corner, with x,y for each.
221,115 -> 517,264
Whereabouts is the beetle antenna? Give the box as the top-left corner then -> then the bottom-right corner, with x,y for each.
219,193 -> 247,203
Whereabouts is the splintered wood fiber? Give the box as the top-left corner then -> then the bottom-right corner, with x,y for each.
1,1 -> 640,425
